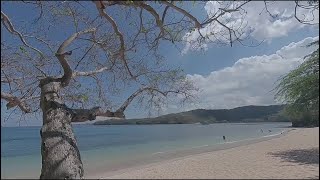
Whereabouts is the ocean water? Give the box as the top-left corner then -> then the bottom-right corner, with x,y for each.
1,122 -> 291,178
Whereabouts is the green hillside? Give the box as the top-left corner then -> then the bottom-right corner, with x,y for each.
94,105 -> 290,125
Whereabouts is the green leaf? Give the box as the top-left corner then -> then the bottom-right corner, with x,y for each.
80,94 -> 89,102
19,46 -> 27,54
141,27 -> 147,33
274,41 -> 319,124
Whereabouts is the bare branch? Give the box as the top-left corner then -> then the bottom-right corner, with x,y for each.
74,43 -> 95,70
162,5 -> 170,23
93,1 -> 135,78
71,106 -> 126,122
72,67 -> 110,77
116,87 -> 149,114
55,28 -> 96,87
200,1 -> 250,26
262,1 -> 278,18
293,0 -> 319,25
70,106 -> 102,122
115,86 -> 181,115
2,1 -> 202,120
160,1 -> 202,28
1,11 -> 45,58
24,35 -> 55,54
1,91 -> 31,113
79,86 -> 177,120
215,19 -> 233,47
134,2 -> 165,36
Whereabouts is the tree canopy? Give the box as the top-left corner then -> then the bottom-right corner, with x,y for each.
275,40 -> 319,127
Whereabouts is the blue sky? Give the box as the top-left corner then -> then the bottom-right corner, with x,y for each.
1,1 -> 319,127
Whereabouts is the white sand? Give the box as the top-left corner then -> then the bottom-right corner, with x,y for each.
89,127 -> 319,179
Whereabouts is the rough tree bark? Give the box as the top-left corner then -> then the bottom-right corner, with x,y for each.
37,26 -> 127,179
39,77 -> 84,179
38,76 -> 126,179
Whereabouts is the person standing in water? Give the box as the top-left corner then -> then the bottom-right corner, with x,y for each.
260,129 -> 264,133
223,136 -> 226,141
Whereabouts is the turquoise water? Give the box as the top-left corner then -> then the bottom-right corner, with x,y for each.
1,122 -> 291,178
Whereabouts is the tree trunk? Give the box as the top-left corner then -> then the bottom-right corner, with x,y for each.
39,78 -> 84,179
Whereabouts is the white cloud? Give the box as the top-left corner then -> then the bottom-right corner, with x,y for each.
182,1 -> 319,54
165,36 -> 318,113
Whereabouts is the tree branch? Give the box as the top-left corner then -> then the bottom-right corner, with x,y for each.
200,1 -> 250,27
88,88 -> 147,120
160,1 -> 202,28
293,0 -> 319,25
55,28 -> 96,87
70,106 -> 102,122
215,19 -> 233,47
133,1 -> 172,48
262,1 -> 278,18
115,86 -> 179,115
116,87 -> 149,114
72,67 -> 110,77
134,2 -> 165,36
1,91 -> 32,113
1,11 -> 45,58
93,1 -> 135,78
162,5 -> 170,23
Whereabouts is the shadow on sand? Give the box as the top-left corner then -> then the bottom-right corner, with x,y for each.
269,147 -> 319,165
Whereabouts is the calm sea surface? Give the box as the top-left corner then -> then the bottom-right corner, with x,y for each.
1,122 -> 291,178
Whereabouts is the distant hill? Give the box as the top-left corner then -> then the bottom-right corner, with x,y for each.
94,105 -> 290,125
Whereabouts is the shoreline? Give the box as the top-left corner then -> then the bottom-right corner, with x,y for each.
87,127 -> 319,179
1,123 -> 291,179
86,128 -> 293,178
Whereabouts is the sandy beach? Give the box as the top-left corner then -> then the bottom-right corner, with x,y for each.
88,127 -> 319,179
